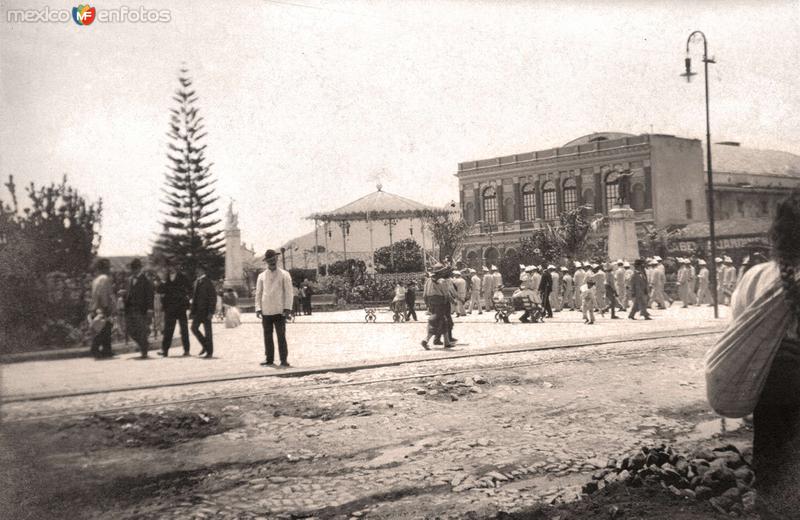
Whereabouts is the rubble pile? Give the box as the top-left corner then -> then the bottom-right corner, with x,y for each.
59,411 -> 228,449
582,444 -> 757,516
410,374 -> 489,401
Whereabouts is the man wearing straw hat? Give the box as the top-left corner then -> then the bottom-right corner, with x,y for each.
560,267 -> 572,310
467,268 -> 484,315
572,262 -> 586,311
422,264 -> 456,349
255,249 -> 294,367
696,259 -> 712,306
453,270 -> 467,317
628,259 -> 652,320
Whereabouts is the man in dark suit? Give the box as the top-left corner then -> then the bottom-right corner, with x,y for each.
158,260 -> 191,357
190,263 -> 217,358
125,258 -> 154,359
539,266 -> 554,318
301,278 -> 314,315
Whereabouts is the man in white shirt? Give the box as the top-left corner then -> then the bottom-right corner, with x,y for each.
255,249 -> 294,367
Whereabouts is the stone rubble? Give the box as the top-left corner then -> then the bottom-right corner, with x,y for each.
582,443 -> 757,515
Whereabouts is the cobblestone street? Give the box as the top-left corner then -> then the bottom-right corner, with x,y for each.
1,316 -> 745,520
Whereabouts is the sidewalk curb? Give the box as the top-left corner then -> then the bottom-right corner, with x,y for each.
1,337 -> 185,364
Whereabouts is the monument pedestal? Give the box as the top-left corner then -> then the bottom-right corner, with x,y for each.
607,205 -> 639,261
224,227 -> 246,294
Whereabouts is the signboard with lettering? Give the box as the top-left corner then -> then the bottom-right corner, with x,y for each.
667,234 -> 769,258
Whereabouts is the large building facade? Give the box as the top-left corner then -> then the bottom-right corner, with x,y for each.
456,132 -> 800,265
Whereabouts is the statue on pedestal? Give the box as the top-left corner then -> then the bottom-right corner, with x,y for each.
226,199 -> 239,230
616,169 -> 634,208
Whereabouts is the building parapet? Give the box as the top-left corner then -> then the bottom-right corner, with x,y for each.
457,135 -> 651,174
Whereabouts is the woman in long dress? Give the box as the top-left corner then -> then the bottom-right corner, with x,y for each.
719,192 -> 800,518
222,288 -> 241,328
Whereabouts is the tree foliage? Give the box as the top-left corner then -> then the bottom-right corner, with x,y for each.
0,175 -> 102,277
425,212 -> 470,263
152,69 -> 224,278
373,238 -> 424,273
0,175 -> 102,351
496,206 -> 604,286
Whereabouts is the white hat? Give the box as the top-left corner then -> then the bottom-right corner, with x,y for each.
654,256 -> 662,262
524,265 -> 535,273
453,270 -> 461,276
482,266 -> 489,272
724,256 -> 733,263
519,264 -> 526,270
590,263 -> 598,269
698,259 -> 707,265
491,265 -> 498,271
623,261 -> 630,267
574,261 -> 582,268
715,257 -> 723,263
560,266 -> 568,271
648,259 -> 657,265
547,265 -> 556,270
616,259 -> 624,265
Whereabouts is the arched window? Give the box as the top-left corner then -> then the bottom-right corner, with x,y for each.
464,202 -> 475,225
605,170 -> 620,211
631,183 -> 645,211
466,250 -> 479,270
484,247 -> 499,267
483,186 -> 497,224
522,183 -> 536,221
504,247 -> 517,259
562,178 -> 578,212
583,188 -> 595,213
542,181 -> 558,220
504,198 -> 514,222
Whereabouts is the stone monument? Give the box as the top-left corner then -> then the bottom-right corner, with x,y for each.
223,200 -> 245,293
607,170 -> 640,261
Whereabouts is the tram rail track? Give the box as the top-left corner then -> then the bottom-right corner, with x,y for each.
2,327 -> 722,423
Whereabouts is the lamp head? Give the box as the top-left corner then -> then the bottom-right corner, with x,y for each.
681,57 -> 697,83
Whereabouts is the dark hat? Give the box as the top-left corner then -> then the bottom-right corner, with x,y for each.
95,258 -> 110,272
432,263 -> 452,279
129,258 -> 142,270
264,249 -> 280,261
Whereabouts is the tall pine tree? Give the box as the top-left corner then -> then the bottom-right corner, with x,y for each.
153,69 -> 224,278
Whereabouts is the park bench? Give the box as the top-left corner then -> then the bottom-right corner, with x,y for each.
363,300 -> 385,322
492,298 -> 513,323
520,296 -> 545,323
311,293 -> 337,310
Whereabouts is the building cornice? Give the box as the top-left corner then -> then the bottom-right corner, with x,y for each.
456,144 -> 651,181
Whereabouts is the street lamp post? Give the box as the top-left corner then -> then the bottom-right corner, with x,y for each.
682,30 -> 719,319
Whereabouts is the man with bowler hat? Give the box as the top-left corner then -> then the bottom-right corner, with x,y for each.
255,249 -> 294,367
125,258 -> 154,358
157,259 -> 192,356
190,263 -> 217,358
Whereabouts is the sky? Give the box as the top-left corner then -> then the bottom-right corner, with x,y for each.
1,0 -> 798,256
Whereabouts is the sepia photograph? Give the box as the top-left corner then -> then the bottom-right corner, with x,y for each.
1,1 -> 799,518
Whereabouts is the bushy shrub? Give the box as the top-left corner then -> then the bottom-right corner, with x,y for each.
374,239 -> 423,273
323,259 -> 366,277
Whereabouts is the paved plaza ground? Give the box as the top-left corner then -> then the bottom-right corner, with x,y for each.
2,305 -> 728,400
